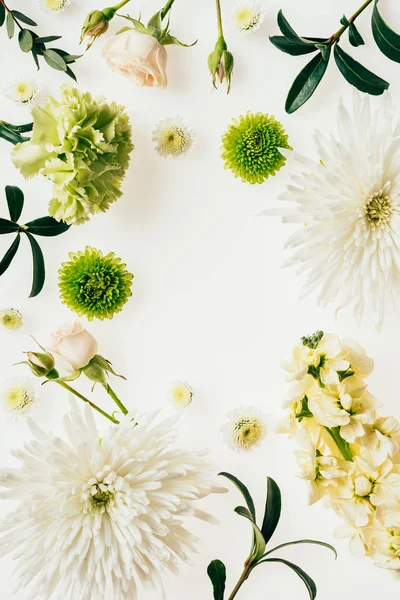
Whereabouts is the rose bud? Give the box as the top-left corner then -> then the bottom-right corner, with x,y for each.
80,0 -> 131,49
208,37 -> 234,94
25,351 -> 57,378
48,321 -> 98,375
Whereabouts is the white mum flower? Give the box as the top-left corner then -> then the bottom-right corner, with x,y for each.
232,1 -> 265,34
0,307 -> 23,330
39,0 -> 70,12
170,381 -> 193,410
4,78 -> 39,104
152,117 -> 195,158
268,92 -> 400,328
0,401 -> 225,600
1,377 -> 38,415
222,406 -> 266,451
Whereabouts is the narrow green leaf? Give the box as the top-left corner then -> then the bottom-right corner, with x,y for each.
147,10 -> 163,37
207,560 -> 226,600
234,506 -> 266,560
340,15 -> 350,27
43,49 -> 67,72
277,9 -> 301,41
219,472 -> 256,520
261,477 -> 282,544
285,48 -> 331,114
0,218 -> 19,234
34,35 -> 62,43
258,558 -> 317,600
270,36 -> 318,56
50,49 -> 82,63
0,4 -> 5,26
25,232 -> 45,298
18,29 -> 33,52
11,10 -> 37,26
32,48 -> 40,70
65,66 -> 77,82
334,44 -> 389,95
264,539 -> 337,559
349,23 -> 365,47
159,34 -> 197,47
5,186 -> 24,222
372,0 -> 400,62
23,216 -> 70,237
0,234 -> 20,276
6,12 -> 14,38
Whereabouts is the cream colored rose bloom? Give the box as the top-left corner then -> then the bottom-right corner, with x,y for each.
103,29 -> 168,87
49,321 -> 98,373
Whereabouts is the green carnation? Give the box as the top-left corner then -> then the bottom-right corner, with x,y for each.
58,247 -> 133,320
221,112 -> 291,184
12,85 -> 134,225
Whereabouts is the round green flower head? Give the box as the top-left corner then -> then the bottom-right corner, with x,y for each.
221,112 -> 291,184
12,85 -> 134,225
58,247 -> 133,321
0,308 -> 23,330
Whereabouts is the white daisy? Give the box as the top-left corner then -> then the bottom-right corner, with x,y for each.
0,307 -> 23,330
0,401 -> 225,599
232,0 -> 265,34
170,381 -> 193,410
4,78 -> 39,104
222,406 -> 266,451
152,117 -> 195,158
39,0 -> 70,12
1,377 -> 38,415
266,92 -> 400,328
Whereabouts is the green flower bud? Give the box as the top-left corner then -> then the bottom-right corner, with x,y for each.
207,37 -> 234,94
25,351 -> 57,378
80,1 -> 131,48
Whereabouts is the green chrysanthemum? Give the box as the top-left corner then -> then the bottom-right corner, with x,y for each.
12,85 -> 134,225
58,247 -> 133,321
221,112 -> 291,184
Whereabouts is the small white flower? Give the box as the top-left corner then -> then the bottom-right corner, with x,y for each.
39,0 -> 70,13
222,406 -> 266,451
170,381 -> 193,410
152,117 -> 195,158
0,307 -> 23,330
232,0 -> 265,34
4,78 -> 39,104
1,377 -> 38,415
362,416 -> 400,462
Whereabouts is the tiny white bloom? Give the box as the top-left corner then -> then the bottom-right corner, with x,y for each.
1,377 -> 38,415
222,406 -> 266,451
170,381 -> 193,410
4,78 -> 39,104
0,307 -> 23,330
152,117 -> 195,158
39,0 -> 70,13
232,0 -> 265,34
362,416 -> 400,462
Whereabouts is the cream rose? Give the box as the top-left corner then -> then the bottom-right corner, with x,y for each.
102,29 -> 168,88
49,321 -> 98,373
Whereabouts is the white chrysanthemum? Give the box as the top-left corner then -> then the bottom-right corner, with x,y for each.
170,381 -> 193,410
268,92 -> 400,328
222,406 -> 266,451
0,401 -> 224,600
39,0 -> 70,12
232,0 -> 265,33
0,307 -> 23,330
152,117 -> 195,158
1,377 -> 38,415
4,78 -> 39,104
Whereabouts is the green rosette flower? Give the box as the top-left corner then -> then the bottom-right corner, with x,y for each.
12,85 -> 134,225
58,247 -> 133,320
221,112 -> 291,184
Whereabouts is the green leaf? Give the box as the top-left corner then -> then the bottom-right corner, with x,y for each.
147,10 -> 163,37
0,4 -> 5,26
11,10 -> 37,26
65,66 -> 77,82
24,216 -> 70,237
258,558 -> 317,600
285,48 -> 331,114
32,48 -> 40,70
34,35 -> 62,43
43,49 -> 67,72
219,472 -> 256,520
25,232 -> 45,298
261,477 -> 282,544
6,12 -> 14,38
5,186 -> 24,222
207,560 -> 226,600
0,234 -> 20,276
18,29 -> 33,52
264,539 -> 337,559
277,9 -> 301,41
270,36 -> 318,56
0,218 -> 19,234
372,0 -> 400,62
334,44 -> 389,95
159,34 -> 197,47
235,506 -> 266,560
349,23 -> 365,47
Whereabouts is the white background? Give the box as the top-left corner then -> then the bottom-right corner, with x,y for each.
0,0 -> 400,598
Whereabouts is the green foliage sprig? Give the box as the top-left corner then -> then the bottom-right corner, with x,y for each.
0,0 -> 81,79
0,186 -> 70,297
270,1 -> 400,113
208,473 -> 336,599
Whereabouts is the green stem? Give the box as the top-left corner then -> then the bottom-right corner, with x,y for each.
325,426 -> 353,462
102,384 -> 129,415
227,565 -> 252,600
111,0 -> 130,11
0,0 -> 23,30
55,380 -> 120,424
161,0 -> 176,20
331,0 -> 374,42
0,121 -> 32,145
215,0 -> 224,39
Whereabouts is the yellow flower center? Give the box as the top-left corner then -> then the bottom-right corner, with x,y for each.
233,417 -> 264,448
364,191 -> 393,229
4,386 -> 34,411
44,0 -> 67,10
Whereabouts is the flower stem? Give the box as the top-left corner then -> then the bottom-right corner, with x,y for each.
102,384 -> 129,415
161,0 -> 176,20
331,0 -> 374,42
215,0 -> 224,39
111,0 -> 130,11
227,564 -> 253,600
55,380 -> 120,424
325,426 -> 353,462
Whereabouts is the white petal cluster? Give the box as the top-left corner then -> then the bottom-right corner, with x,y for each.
0,401 -> 225,599
270,92 -> 400,328
280,331 -> 400,575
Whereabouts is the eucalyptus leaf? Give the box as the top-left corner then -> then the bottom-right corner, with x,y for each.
0,4 -> 5,27
43,49 -> 67,72
5,186 -> 24,222
219,472 -> 256,520
11,10 -> 37,26
261,477 -> 282,544
0,234 -> 20,276
32,48 -> 40,70
18,29 -> 33,52
65,66 -> 77,82
207,560 -> 226,600
270,36 -> 318,56
24,216 -> 70,237
334,44 -> 389,95
349,23 -> 365,47
34,35 -> 62,43
6,12 -> 14,39
25,232 -> 45,298
234,506 -> 266,560
258,558 -> 317,600
285,48 -> 331,114
372,0 -> 400,63
0,218 -> 19,234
